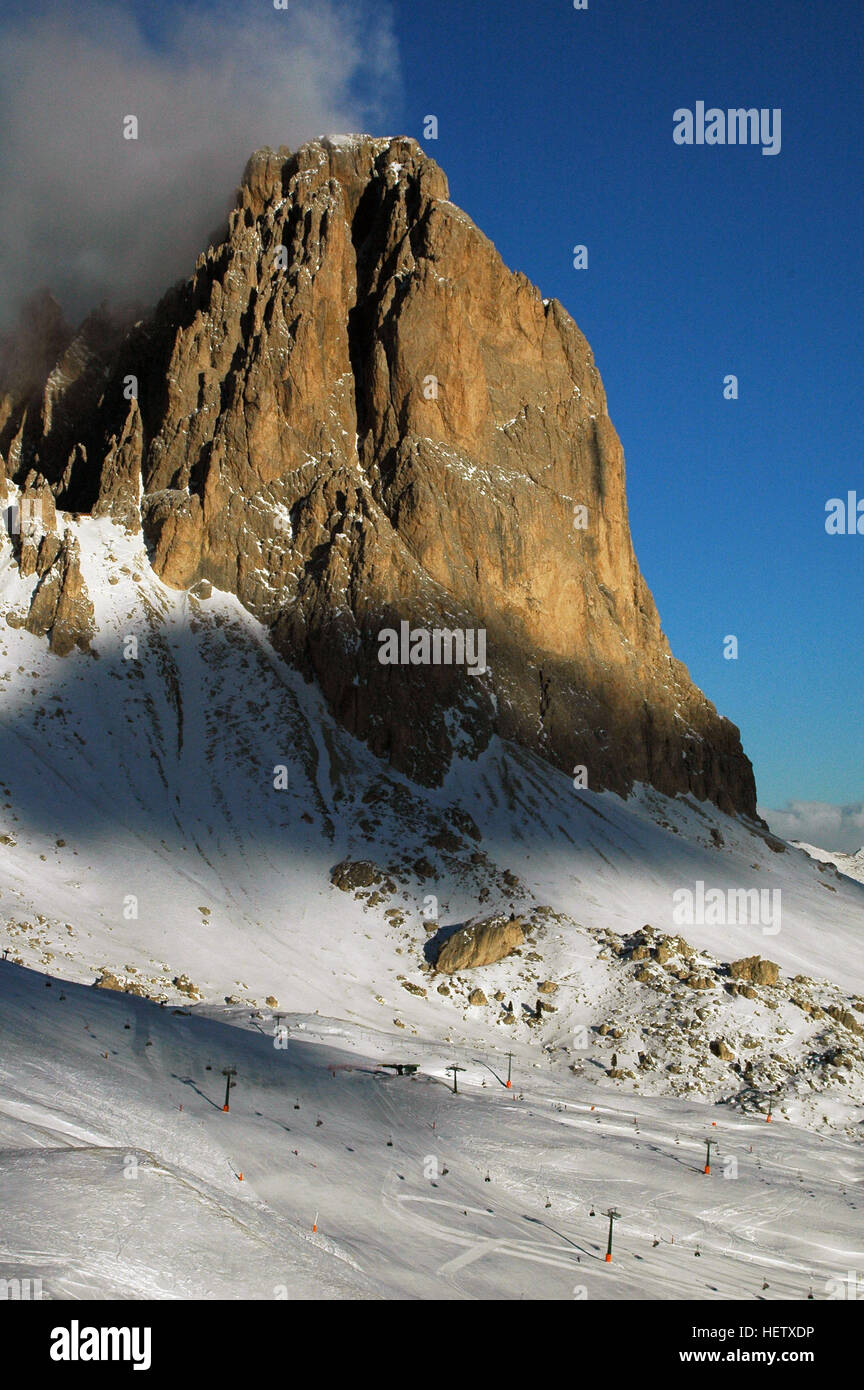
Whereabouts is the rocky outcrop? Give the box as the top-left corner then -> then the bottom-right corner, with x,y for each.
1,297 -> 132,515
0,291 -> 73,475
330,860 -> 389,892
16,484 -> 58,578
730,956 -> 779,986
434,914 -> 524,973
92,399 -> 142,533
2,135 -> 759,814
93,971 -> 149,997
23,528 -> 95,655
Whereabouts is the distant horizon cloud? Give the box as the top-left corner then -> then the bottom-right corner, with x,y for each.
760,800 -> 864,855
0,0 -> 400,332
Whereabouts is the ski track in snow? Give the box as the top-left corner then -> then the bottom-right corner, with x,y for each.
0,506 -> 862,1298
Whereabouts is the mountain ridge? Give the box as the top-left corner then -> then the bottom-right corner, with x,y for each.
1,133 -> 757,815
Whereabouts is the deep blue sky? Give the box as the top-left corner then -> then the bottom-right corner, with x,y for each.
7,0 -> 863,820
385,0 -> 864,815
376,0 -> 864,817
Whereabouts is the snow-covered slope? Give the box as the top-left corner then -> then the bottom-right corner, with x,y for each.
794,843 -> 864,887
2,511 -> 861,1007
1,508 -> 863,1298
2,961 -> 862,1301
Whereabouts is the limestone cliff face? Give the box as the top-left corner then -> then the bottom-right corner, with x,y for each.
0,135 -> 757,815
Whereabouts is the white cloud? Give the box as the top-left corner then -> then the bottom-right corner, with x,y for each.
0,0 -> 400,328
760,800 -> 864,855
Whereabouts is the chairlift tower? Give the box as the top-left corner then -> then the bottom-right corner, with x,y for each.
446,1064 -> 465,1094
222,1066 -> 237,1112
604,1208 -> 621,1263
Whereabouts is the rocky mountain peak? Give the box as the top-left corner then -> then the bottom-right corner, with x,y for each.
1,135 -> 757,815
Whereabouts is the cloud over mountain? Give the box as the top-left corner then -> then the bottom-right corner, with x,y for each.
0,0 -> 399,329
761,800 -> 864,854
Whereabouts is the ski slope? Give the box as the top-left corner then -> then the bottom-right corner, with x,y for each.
1,506 -> 863,1298
2,961 -> 862,1301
